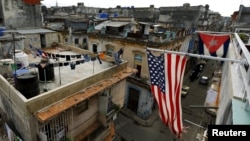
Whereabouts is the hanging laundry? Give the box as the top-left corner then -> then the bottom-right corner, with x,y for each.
60,55 -> 66,58
64,62 -> 69,66
113,48 -> 123,65
91,57 -> 96,61
84,54 -> 91,62
76,61 -> 80,65
97,56 -> 102,64
80,59 -> 85,64
29,44 -> 48,58
118,48 -> 123,55
59,62 -> 63,67
99,52 -> 105,59
47,53 -> 52,59
70,62 -> 76,70
76,55 -> 82,59
52,54 -> 56,59
66,55 -> 71,61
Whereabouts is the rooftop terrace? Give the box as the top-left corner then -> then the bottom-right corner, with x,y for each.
1,46 -> 114,99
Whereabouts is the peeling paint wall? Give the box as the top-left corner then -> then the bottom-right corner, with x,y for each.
125,82 -> 154,119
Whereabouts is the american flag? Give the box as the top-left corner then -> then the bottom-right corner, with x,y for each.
147,49 -> 187,138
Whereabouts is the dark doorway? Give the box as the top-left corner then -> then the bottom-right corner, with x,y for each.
135,65 -> 141,78
40,34 -> 46,48
82,38 -> 88,49
92,44 -> 98,53
127,87 -> 140,113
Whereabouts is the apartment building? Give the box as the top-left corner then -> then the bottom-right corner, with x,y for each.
0,43 -> 137,141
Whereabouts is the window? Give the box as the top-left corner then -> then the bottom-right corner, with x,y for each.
134,54 -> 142,64
134,53 -> 143,78
58,35 -> 61,43
38,110 -> 72,141
92,44 -> 98,53
83,38 -> 87,43
244,64 -> 249,72
83,45 -> 88,50
127,87 -> 140,112
75,38 -> 79,44
106,46 -> 114,57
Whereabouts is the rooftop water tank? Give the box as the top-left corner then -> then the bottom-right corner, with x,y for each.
15,73 -> 40,99
37,59 -> 55,82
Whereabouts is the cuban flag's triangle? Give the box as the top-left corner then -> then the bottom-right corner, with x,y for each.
198,32 -> 230,58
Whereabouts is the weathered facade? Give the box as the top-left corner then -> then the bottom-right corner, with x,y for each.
87,29 -> 192,119
0,1 -> 238,141
0,0 -> 42,29
0,2 -> 138,140
0,0 -> 59,60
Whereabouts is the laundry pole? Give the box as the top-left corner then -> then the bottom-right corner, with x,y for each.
146,47 -> 247,65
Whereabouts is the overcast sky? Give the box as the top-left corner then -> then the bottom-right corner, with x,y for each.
41,0 -> 250,17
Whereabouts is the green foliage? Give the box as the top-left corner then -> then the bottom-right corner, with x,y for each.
113,103 -> 121,112
239,33 -> 249,43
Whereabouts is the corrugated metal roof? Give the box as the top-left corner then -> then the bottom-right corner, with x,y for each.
138,22 -> 152,25
5,28 -> 55,34
95,21 -> 130,30
106,21 -> 130,27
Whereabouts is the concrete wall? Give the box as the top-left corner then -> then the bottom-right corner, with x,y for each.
1,0 -> 42,29
23,32 -> 58,49
0,75 -> 32,140
215,57 -> 233,124
45,32 -> 60,47
111,80 -> 127,107
70,95 -> 98,138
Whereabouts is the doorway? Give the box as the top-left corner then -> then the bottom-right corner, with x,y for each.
40,34 -> 46,48
127,87 -> 140,113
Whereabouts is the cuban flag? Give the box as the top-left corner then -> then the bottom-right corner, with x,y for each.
198,32 -> 230,58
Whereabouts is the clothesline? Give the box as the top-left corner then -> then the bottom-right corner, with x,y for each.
146,47 -> 248,65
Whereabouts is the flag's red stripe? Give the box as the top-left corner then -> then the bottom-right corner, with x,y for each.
173,54 -> 180,136
166,54 -> 175,128
165,54 -> 187,137
152,85 -> 169,124
175,56 -> 187,137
